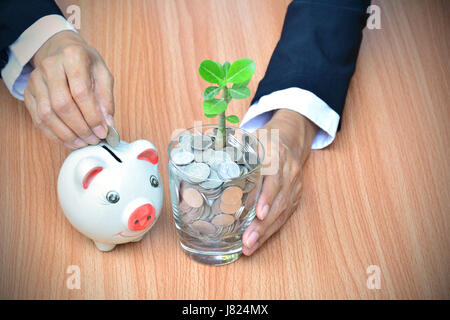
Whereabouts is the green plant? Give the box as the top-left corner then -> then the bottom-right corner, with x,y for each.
199,58 -> 255,150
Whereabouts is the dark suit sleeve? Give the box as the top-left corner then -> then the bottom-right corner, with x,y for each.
0,0 -> 63,70
252,0 -> 370,126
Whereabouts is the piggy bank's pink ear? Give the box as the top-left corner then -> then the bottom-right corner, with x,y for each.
82,166 -> 103,189
137,148 -> 158,165
75,157 -> 106,190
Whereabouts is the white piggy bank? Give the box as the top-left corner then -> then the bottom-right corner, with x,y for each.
57,140 -> 163,252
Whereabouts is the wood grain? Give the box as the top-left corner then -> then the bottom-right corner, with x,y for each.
0,0 -> 448,299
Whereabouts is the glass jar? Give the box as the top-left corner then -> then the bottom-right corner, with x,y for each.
168,125 -> 264,265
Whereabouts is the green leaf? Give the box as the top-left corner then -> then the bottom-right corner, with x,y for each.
203,86 -> 221,100
199,60 -> 225,84
223,62 -> 231,77
226,58 -> 255,84
203,99 -> 228,114
232,80 -> 250,88
226,115 -> 240,123
229,86 -> 251,99
204,113 -> 218,118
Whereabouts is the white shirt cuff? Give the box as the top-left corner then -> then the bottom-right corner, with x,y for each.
240,87 -> 340,149
1,14 -> 77,100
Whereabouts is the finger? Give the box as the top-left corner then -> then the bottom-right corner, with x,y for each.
255,165 -> 303,246
24,88 -> 60,142
28,70 -> 85,149
242,161 -> 298,252
258,204 -> 297,248
92,62 -> 114,126
40,57 -> 94,145
62,46 -> 107,139
242,191 -> 297,256
289,175 -> 303,206
243,213 -> 292,257
255,173 -> 282,221
242,240 -> 260,256
24,87 -> 41,127
254,128 -> 284,221
242,186 -> 286,251
241,160 -> 284,250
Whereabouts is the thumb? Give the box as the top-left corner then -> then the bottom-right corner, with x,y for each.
255,125 -> 282,220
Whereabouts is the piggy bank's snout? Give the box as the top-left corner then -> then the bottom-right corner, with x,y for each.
128,203 -> 155,231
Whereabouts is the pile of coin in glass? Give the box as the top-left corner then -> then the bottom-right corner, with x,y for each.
169,128 -> 261,243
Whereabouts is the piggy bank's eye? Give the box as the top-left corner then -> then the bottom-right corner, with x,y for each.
106,191 -> 120,203
150,175 -> 159,188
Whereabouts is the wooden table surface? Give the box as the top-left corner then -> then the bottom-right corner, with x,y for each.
0,0 -> 448,299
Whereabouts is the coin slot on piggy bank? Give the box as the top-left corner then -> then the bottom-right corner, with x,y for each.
57,139 -> 163,252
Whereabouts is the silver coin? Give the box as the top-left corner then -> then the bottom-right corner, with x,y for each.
198,185 -> 223,200
224,146 -> 243,162
181,144 -> 193,153
239,164 -> 249,176
201,148 -> 215,163
199,168 -> 223,189
183,162 -> 211,183
223,178 -> 246,190
212,226 -> 227,238
193,150 -> 205,162
203,191 -> 223,201
207,151 -> 232,170
170,147 -> 184,160
104,125 -> 120,147
206,207 -> 218,221
194,148 -> 215,163
179,133 -> 194,152
191,134 -> 212,151
179,133 -> 193,143
217,161 -> 241,181
197,204 -> 212,221
171,150 -> 195,165
234,205 -> 246,220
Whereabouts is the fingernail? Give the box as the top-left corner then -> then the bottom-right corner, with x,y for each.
259,204 -> 270,220
93,125 -> 107,139
246,231 -> 259,249
243,241 -> 260,256
73,138 -> 87,148
85,134 -> 100,145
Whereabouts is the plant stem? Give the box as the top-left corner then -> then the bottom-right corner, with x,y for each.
215,86 -> 229,150
215,112 -> 226,150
